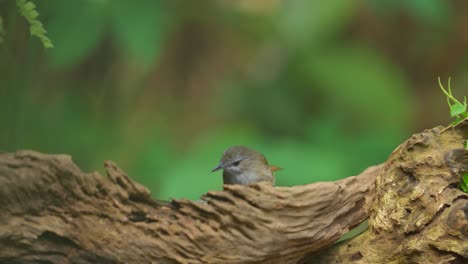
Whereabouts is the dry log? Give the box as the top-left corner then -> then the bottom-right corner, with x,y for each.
0,152 -> 379,263
306,119 -> 468,263
0,119 -> 467,264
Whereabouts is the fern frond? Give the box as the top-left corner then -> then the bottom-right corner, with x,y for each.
16,0 -> 53,48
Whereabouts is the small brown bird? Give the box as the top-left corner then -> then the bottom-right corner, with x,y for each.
211,146 -> 281,185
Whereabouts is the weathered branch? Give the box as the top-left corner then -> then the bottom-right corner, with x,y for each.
1,119 -> 467,263
306,120 -> 468,263
0,151 -> 380,263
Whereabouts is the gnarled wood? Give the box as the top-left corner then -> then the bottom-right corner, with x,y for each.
0,151 -> 381,263
1,119 -> 467,263
307,119 -> 468,263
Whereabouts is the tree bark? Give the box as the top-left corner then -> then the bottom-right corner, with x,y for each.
305,120 -> 468,264
0,120 -> 467,264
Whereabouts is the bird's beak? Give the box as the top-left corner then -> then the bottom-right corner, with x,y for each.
211,162 -> 224,172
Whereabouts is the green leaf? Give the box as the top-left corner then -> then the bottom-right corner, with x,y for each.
463,173 -> 468,184
28,10 -> 39,19
16,0 -> 53,48
438,77 -> 467,124
23,1 -> 35,10
110,0 -> 168,67
461,182 -> 468,193
450,103 -> 467,117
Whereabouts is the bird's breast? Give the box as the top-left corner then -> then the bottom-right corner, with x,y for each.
223,170 -> 274,185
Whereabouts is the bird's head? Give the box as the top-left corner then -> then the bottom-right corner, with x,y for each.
212,146 -> 280,177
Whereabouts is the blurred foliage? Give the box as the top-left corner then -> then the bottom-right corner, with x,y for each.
0,16 -> 4,43
41,0 -> 169,67
0,0 -> 464,200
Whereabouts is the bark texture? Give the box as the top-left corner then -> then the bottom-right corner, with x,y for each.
0,151 -> 380,264
1,119 -> 467,264
307,119 -> 468,263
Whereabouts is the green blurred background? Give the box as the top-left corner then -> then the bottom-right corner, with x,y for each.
0,0 -> 466,200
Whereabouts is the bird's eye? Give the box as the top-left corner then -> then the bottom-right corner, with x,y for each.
232,161 -> 240,166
